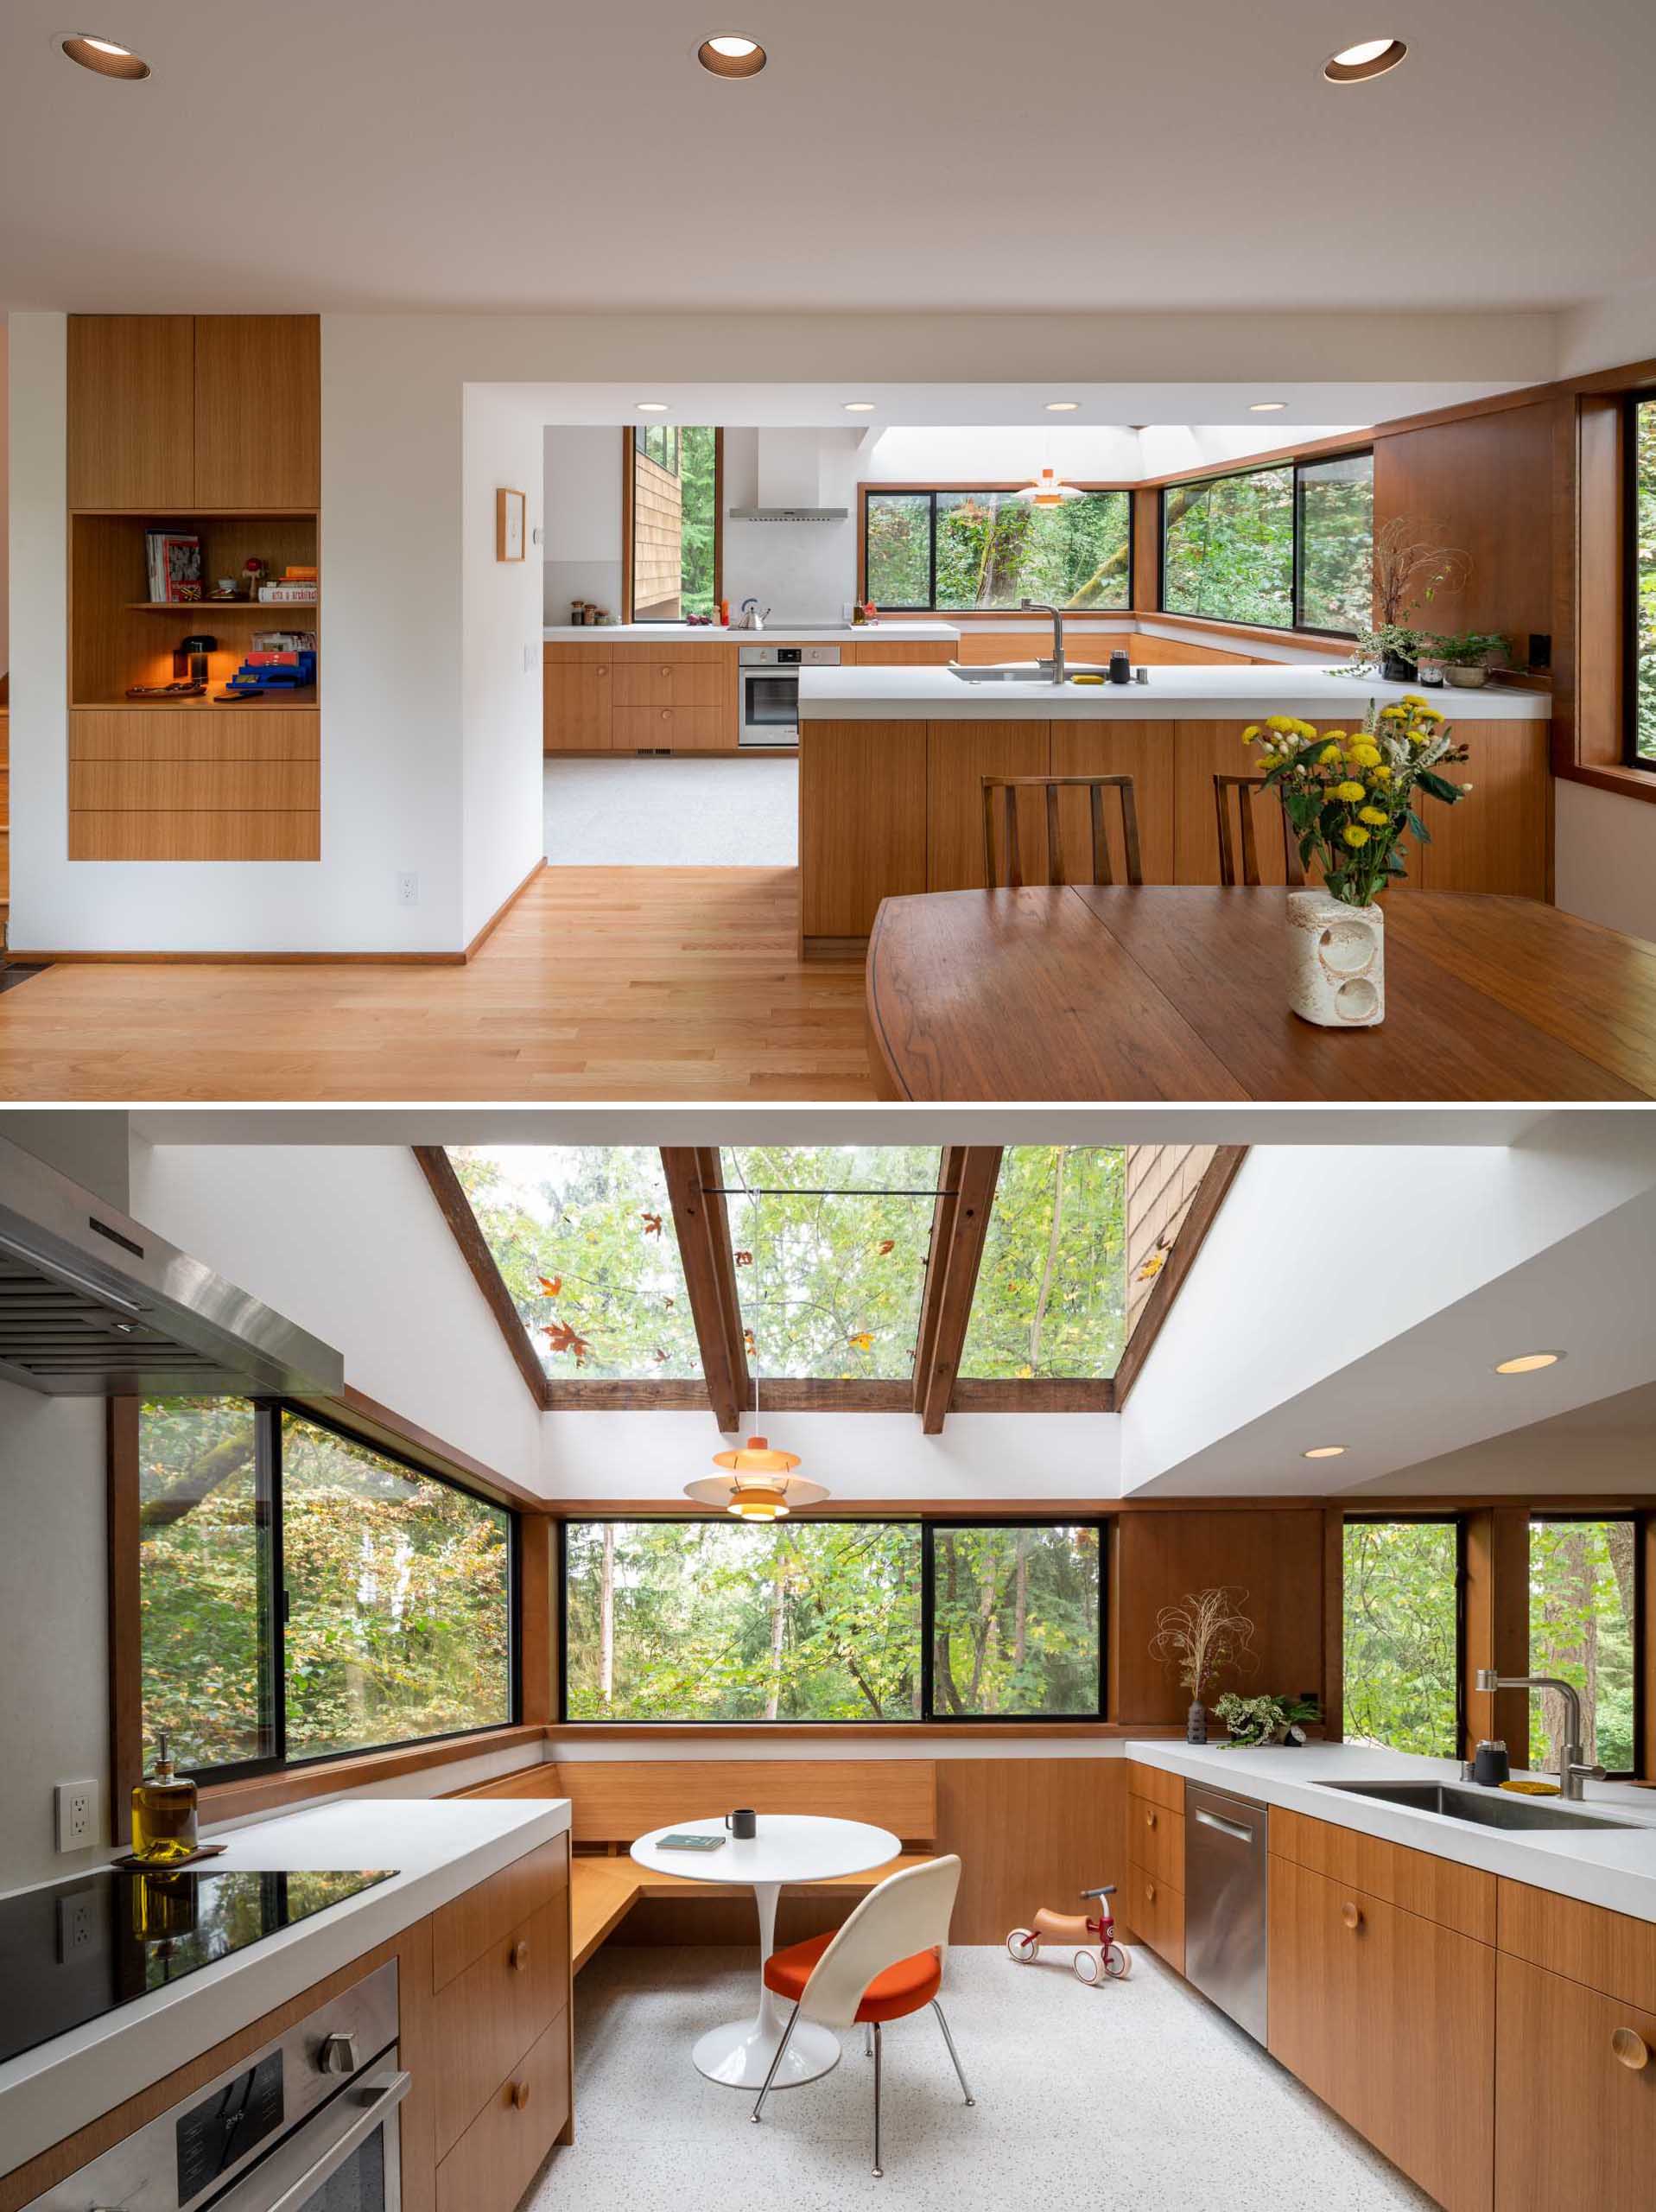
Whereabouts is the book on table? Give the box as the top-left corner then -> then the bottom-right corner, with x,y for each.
656,1833 -> 726,1852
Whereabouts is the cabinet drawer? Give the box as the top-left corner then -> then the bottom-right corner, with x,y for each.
609,657 -> 726,709
1498,1879 -> 1656,2015
1271,1807 -> 1495,1945
68,761 -> 320,812
611,704 -> 729,750
1126,1762 -> 1185,1816
435,2012 -> 569,2212
431,1835 -> 569,1993
69,709 -> 320,762
1126,1859 -> 1184,1975
1495,1952 -> 1656,2212
434,1896 -> 570,2158
1128,1795 -> 1184,1890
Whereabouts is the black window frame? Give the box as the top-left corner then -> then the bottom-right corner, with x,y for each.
860,486 -> 1135,617
1160,448 -> 1374,639
1341,1511 -> 1467,1759
143,1399 -> 521,1787
1626,395 -> 1655,772
555,1514 -> 1108,1726
1526,1509 -> 1646,1780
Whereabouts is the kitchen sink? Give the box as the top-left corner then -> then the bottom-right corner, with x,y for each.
946,660 -> 1118,683
1316,1779 -> 1632,1832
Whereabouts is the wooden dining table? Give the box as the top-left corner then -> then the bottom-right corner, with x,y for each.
865,887 -> 1656,1101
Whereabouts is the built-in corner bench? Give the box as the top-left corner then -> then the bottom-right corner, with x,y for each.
457,1760 -> 938,1971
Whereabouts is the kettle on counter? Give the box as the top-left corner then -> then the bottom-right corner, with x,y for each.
737,598 -> 771,631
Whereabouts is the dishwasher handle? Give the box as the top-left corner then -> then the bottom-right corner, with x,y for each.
1193,1806 -> 1257,1844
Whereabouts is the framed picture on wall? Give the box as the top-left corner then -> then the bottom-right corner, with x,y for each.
496,488 -> 527,563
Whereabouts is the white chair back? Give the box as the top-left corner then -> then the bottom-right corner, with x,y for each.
795,1855 -> 961,2028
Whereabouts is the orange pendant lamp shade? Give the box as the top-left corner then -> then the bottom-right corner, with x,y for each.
1014,466 -> 1082,509
684,1443 -> 828,1522
712,1434 -> 801,1477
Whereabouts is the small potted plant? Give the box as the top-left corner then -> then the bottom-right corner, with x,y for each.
1431,631 -> 1508,689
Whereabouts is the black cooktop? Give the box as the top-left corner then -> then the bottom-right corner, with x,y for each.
0,1866 -> 395,2069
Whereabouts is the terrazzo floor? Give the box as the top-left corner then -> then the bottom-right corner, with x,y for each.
543,757 -> 798,867
522,1944 -> 1432,2211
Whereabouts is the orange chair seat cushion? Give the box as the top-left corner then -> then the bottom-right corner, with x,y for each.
763,1931 -> 942,2023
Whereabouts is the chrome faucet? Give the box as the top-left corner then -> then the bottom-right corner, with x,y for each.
1474,1669 -> 1606,1801
1020,597 -> 1066,685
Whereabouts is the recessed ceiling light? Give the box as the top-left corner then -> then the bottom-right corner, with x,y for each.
1302,1445 -> 1347,1459
1494,1351 -> 1564,1376
697,33 -> 767,77
1323,37 -> 1408,83
842,402 -> 876,412
636,402 -> 669,413
1044,401 -> 1081,412
1249,401 -> 1287,412
61,31 -> 150,78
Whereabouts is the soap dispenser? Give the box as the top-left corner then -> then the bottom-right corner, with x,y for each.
131,1732 -> 200,1865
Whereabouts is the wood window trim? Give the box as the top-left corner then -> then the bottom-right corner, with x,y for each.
1112,1146 -> 1247,1408
620,425 -> 723,624
411,1145 -> 546,1408
856,481 -> 1136,613
660,1145 -> 748,1432
912,1145 -> 1002,1433
198,1724 -> 549,1824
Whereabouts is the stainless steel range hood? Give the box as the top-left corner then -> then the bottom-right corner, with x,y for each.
0,1137 -> 345,1398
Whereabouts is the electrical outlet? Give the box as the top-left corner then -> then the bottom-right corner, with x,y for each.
56,1889 -> 100,1962
55,1780 -> 98,1853
523,642 -> 535,673
396,872 -> 420,906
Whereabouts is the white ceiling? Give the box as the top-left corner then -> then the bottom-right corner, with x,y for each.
3,0 -> 1653,315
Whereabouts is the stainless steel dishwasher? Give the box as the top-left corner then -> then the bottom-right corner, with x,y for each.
1183,1782 -> 1269,2044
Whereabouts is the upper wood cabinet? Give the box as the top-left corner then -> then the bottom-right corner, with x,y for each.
67,317 -> 196,508
67,314 -> 320,510
194,315 -> 320,507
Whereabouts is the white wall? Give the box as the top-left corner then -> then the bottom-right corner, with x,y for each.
542,1407 -> 1118,1502
542,425 -> 624,622
460,386 -> 545,945
0,1381 -> 109,1891
1554,778 -> 1656,944
130,1142 -> 544,1493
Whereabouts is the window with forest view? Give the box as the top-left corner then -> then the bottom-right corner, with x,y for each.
1342,1518 -> 1461,1756
562,1519 -> 1104,1722
959,1147 -> 1126,1378
864,487 -> 1132,611
139,1400 -> 514,1777
1633,397 -> 1656,766
1529,1517 -> 1637,1775
631,423 -> 718,620
1163,451 -> 1373,634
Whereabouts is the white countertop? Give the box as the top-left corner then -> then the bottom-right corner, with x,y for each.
0,1794 -> 571,2181
1128,1739 -> 1656,1921
800,664 -> 1552,721
542,620 -> 961,642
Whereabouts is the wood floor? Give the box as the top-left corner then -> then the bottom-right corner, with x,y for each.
0,869 -> 877,1102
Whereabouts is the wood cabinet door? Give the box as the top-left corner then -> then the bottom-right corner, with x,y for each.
543,662 -> 610,751
68,316 -> 195,507
927,722 -> 1051,891
1269,1859 -> 1494,2212
1413,720 -> 1550,899
850,639 -> 954,664
1050,721 -> 1177,885
1172,721 -> 1312,885
1495,1953 -> 1656,2212
194,315 -> 320,507
800,722 -> 928,939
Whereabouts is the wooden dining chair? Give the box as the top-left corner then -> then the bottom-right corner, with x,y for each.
980,773 -> 1143,889
1213,774 -> 1305,887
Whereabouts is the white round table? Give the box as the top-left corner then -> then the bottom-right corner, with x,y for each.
631,1813 -> 900,2088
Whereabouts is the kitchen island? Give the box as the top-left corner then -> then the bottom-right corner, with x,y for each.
796,662 -> 1553,950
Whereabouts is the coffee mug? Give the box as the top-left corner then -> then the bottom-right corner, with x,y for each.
725,1808 -> 757,1840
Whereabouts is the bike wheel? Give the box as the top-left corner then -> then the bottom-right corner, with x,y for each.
1006,1929 -> 1039,1963
1071,1948 -> 1101,1985
1103,1943 -> 1133,1980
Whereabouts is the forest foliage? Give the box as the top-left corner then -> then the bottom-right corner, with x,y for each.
564,1520 -> 1100,1722
1164,454 -> 1373,634
1636,399 -> 1655,763
139,1402 -> 511,1772
866,489 -> 1133,610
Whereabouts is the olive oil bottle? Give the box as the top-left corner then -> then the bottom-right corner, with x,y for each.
130,1732 -> 199,1865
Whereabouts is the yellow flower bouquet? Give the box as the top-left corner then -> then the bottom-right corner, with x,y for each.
1242,697 -> 1472,909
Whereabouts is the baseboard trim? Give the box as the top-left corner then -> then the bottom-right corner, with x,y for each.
464,855 -> 547,962
6,859 -> 549,967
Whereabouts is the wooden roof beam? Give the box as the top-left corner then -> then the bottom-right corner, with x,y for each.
412,1145 -> 548,1409
661,1146 -> 750,1435
912,1146 -> 1003,1434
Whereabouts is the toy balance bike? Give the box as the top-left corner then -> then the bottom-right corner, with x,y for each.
1006,1884 -> 1133,1985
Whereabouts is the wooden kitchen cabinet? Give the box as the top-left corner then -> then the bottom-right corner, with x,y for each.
1494,1952 -> 1656,2212
1414,721 -> 1550,899
1128,1793 -> 1184,1891
1050,721 -> 1177,884
543,655 -> 611,752
67,316 -> 197,508
435,2015 -> 569,2212
927,722 -> 1051,891
1267,1854 -> 1494,2212
194,316 -> 320,507
1126,1859 -> 1184,1974
847,639 -> 954,664
611,704 -> 727,751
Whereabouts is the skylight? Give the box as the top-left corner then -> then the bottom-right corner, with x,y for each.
958,1147 -> 1126,1380
447,1147 -> 703,1379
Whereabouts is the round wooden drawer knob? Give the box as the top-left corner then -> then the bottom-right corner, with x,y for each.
660,709 -> 670,720
511,1940 -> 530,1973
1341,1902 -> 1362,1931
1612,2027 -> 1649,2070
511,2080 -> 532,2110
660,666 -> 671,677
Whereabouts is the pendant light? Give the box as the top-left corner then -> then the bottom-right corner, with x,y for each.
1013,465 -> 1083,508
683,1176 -> 826,1520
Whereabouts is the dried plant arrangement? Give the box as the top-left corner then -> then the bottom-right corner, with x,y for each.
1149,1587 -> 1259,1742
1373,515 -> 1471,628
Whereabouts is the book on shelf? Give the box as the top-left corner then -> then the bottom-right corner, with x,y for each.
259,584 -> 319,603
145,529 -> 204,604
253,629 -> 317,654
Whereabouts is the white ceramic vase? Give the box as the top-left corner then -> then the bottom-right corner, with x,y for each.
1285,891 -> 1385,1028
